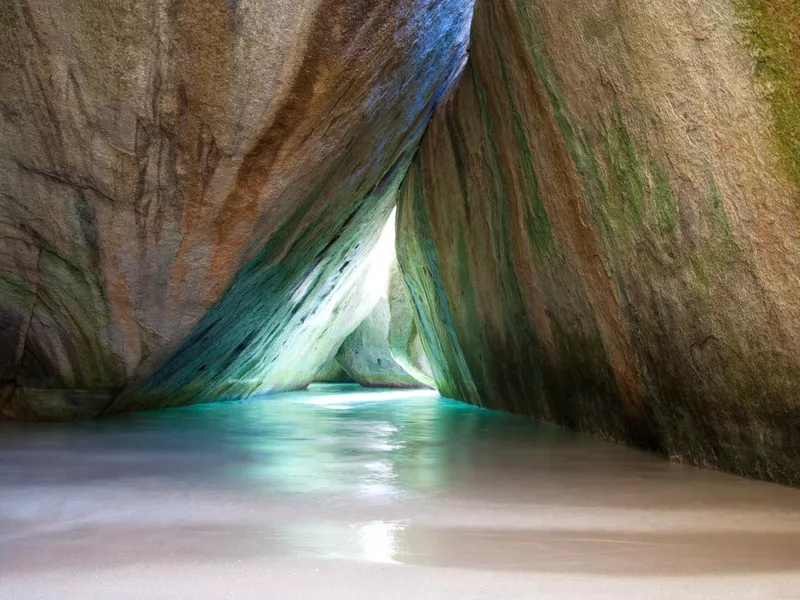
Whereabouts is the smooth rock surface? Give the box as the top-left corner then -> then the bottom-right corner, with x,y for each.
0,0 -> 473,418
387,261 -> 435,387
397,0 -> 800,482
314,358 -> 354,384
336,301 -> 422,389
1,386 -> 799,599
336,260 -> 432,388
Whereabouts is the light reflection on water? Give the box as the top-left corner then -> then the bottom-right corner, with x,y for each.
0,384 -> 489,512
1,383 -> 800,579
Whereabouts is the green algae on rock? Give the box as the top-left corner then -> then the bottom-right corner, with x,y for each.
734,0 -> 800,190
397,0 -> 800,483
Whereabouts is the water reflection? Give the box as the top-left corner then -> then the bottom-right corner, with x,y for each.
1,384 -> 800,581
220,385 -> 452,498
281,520 -> 407,564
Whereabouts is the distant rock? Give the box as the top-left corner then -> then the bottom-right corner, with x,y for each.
336,277 -> 426,389
387,262 -> 435,388
314,359 -> 354,385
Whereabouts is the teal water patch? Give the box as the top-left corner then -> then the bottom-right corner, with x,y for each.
0,384 -> 574,498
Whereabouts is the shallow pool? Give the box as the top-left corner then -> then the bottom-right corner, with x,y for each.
1,384 -> 799,599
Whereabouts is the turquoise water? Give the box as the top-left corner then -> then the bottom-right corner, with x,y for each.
1,384 -> 800,599
1,385 -> 536,498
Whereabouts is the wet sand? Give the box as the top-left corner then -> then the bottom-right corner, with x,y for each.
1,384 -> 799,599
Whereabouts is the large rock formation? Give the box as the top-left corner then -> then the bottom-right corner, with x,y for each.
5,0 -> 799,486
0,0 -> 473,418
398,0 -> 800,483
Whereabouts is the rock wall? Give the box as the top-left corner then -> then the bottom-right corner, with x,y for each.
0,0 -> 473,418
398,0 -> 800,482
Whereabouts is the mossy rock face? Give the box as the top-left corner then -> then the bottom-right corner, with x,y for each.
397,0 -> 800,483
734,0 -> 800,191
0,0 -> 474,418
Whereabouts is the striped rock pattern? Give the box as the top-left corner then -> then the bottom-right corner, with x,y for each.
398,0 -> 800,483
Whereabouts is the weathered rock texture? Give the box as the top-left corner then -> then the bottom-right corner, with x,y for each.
0,0 -> 473,418
335,261 -> 432,388
398,0 -> 800,482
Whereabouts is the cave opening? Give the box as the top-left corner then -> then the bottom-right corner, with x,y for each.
310,207 -> 437,394
3,0 -> 800,595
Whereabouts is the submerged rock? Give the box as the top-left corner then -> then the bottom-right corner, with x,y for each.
397,0 -> 800,482
0,0 -> 473,418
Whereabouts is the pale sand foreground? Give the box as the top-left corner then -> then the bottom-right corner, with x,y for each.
1,385 -> 799,599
